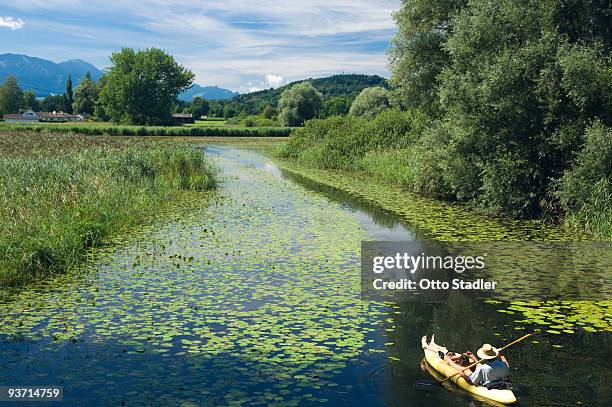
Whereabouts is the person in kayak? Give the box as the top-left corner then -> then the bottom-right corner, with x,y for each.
444,343 -> 509,387
421,335 -> 471,367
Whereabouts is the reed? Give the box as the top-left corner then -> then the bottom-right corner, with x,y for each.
0,131 -> 218,287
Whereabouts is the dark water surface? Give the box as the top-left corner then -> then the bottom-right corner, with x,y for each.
1,145 -> 610,406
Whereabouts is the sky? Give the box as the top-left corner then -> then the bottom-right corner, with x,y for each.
0,1 -> 399,93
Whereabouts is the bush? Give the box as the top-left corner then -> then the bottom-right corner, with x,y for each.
557,122 -> 612,237
358,149 -> 416,188
279,108 -> 430,170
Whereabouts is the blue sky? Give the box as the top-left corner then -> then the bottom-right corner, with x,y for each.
0,1 -> 399,92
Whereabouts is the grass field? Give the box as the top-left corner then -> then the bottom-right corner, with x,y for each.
0,131 -> 218,287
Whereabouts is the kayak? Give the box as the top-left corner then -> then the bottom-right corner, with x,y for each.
422,337 -> 517,405
420,359 -> 509,407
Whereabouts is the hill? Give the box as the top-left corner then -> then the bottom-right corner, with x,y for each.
0,54 -> 103,96
216,74 -> 388,116
179,84 -> 238,101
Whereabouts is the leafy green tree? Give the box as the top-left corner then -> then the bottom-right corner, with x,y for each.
93,75 -> 109,120
190,97 -> 210,118
64,75 -> 74,114
208,101 -> 225,117
557,121 -> 611,235
23,90 -> 40,111
0,76 -> 23,115
223,105 -> 237,119
349,87 -> 390,118
262,105 -> 277,119
40,95 -> 65,112
389,0 -> 467,114
99,48 -> 194,125
320,96 -> 350,117
278,82 -> 323,127
435,0 -> 612,216
72,72 -> 99,115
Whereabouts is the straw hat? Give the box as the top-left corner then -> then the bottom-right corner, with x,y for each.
477,343 -> 499,360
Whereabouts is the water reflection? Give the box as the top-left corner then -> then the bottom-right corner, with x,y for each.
0,145 -> 609,407
207,146 -> 612,406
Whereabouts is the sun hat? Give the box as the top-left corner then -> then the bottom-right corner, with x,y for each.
477,343 -> 499,360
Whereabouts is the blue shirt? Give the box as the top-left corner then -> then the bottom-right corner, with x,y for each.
469,359 -> 509,385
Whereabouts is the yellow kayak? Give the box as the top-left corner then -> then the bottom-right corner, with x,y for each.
422,337 -> 517,405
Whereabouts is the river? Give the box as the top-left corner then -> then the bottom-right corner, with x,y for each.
0,145 -> 610,406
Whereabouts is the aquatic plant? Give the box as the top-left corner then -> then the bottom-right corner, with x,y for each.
0,131 -> 217,287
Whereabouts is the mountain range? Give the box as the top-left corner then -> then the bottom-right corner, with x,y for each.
179,84 -> 238,101
0,54 -> 103,96
0,54 -> 237,100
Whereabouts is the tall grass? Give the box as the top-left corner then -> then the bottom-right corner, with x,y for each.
0,122 -> 291,137
0,131 -> 217,287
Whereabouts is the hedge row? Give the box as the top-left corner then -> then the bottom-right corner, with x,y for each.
0,123 -> 291,137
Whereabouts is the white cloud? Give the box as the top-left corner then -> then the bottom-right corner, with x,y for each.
0,16 -> 25,30
264,74 -> 284,88
2,0 -> 400,90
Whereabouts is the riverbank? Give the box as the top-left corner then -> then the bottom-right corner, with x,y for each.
274,160 -> 580,241
275,114 -> 611,240
0,131 -> 217,287
203,137 -> 575,242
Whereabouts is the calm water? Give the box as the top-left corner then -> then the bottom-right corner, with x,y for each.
0,145 -> 610,406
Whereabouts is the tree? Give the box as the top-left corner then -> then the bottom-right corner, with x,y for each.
23,90 -> 40,111
349,87 -> 390,118
0,76 -> 23,115
72,72 -> 99,115
40,95 -> 66,112
98,48 -> 194,125
94,75 -> 109,120
262,105 -> 277,119
389,0 -> 467,114
63,75 -> 74,114
434,0 -> 612,216
223,105 -> 237,119
278,82 -> 323,127
320,96 -> 350,118
189,97 -> 210,118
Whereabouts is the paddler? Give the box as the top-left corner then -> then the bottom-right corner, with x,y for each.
445,343 -> 509,387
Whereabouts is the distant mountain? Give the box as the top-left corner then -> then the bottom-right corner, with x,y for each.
0,54 -> 103,96
179,84 -> 238,101
221,74 -> 388,115
0,53 -> 236,101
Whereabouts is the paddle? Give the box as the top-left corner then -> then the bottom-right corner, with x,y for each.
438,332 -> 537,384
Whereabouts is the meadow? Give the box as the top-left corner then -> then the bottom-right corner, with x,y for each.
0,131 -> 217,287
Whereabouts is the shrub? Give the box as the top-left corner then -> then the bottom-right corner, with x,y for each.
557,122 -> 612,237
358,149 -> 416,187
279,109 -> 429,170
